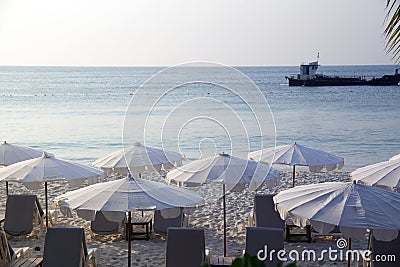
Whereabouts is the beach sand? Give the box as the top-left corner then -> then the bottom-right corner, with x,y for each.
2,169 -> 367,267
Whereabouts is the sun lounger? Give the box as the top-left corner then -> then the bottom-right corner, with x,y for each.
90,211 -> 121,237
153,208 -> 184,237
248,194 -> 313,242
248,194 -> 285,229
245,227 -> 284,266
0,194 -> 45,237
42,228 -> 98,267
366,231 -> 400,267
0,229 -> 33,265
166,227 -> 209,267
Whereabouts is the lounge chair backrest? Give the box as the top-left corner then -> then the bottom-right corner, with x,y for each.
154,208 -> 184,236
166,227 -> 205,267
35,196 -> 44,217
90,211 -> 120,235
43,228 -> 87,267
4,194 -> 38,236
0,230 -> 12,264
254,194 -> 284,229
370,231 -> 400,267
245,227 -> 284,266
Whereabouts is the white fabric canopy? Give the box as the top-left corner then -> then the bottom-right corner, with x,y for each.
166,153 -> 280,192
54,176 -> 204,222
351,158 -> 400,190
273,181 -> 400,241
0,141 -> 50,166
92,142 -> 184,175
389,154 -> 400,161
55,175 -> 202,267
166,153 -> 280,256
249,142 -> 344,187
0,152 -> 103,190
248,142 -> 344,172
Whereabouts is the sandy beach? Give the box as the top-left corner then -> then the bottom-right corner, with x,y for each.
1,169 -> 369,267
1,0 -> 399,266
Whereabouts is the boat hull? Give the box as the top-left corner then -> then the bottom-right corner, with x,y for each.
286,74 -> 400,87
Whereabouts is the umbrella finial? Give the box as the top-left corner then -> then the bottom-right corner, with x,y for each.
42,152 -> 52,158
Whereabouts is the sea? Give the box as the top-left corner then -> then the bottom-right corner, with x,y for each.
1,64 -> 399,169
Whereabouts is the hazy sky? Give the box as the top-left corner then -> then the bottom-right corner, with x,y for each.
0,0 -> 393,66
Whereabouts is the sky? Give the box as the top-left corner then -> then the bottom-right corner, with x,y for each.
0,0 -> 394,66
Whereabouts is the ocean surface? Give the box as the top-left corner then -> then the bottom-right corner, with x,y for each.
1,64 -> 399,168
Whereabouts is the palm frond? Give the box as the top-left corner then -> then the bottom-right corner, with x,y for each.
384,0 -> 400,63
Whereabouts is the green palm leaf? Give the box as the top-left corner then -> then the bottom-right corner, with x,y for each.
385,0 -> 400,62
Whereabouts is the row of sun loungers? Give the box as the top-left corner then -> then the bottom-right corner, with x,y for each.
90,208 -> 187,239
166,227 -> 285,267
0,195 -> 185,240
1,228 -> 97,267
3,225 -> 400,267
1,194 -> 399,266
0,193 -> 321,242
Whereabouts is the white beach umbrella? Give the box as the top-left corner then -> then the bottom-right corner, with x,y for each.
166,152 -> 280,256
273,181 -> 400,267
351,158 -> 400,190
273,181 -> 400,240
0,140 -> 50,166
92,142 -> 184,175
54,175 -> 203,267
0,141 -> 52,195
55,175 -> 204,221
249,142 -> 344,187
0,152 -> 104,227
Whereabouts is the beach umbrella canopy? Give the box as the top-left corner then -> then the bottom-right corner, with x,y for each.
0,152 -> 104,227
0,152 -> 103,189
54,175 -> 203,267
92,142 -> 184,175
166,152 -> 280,256
55,175 -> 204,221
389,154 -> 400,161
0,141 -> 50,166
273,181 -> 400,241
351,158 -> 400,190
248,142 -> 344,187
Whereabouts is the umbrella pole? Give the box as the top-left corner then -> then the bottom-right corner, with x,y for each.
367,230 -> 372,250
292,165 -> 296,187
5,181 -> 8,195
223,184 -> 227,257
45,182 -> 48,228
347,238 -> 351,267
128,211 -> 132,267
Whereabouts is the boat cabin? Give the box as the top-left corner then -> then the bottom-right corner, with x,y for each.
298,61 -> 319,79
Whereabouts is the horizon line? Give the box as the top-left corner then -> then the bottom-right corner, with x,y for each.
0,63 -> 397,68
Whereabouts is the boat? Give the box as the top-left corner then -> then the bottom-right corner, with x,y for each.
285,56 -> 400,86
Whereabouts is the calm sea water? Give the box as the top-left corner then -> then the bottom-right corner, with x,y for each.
1,65 -> 399,168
